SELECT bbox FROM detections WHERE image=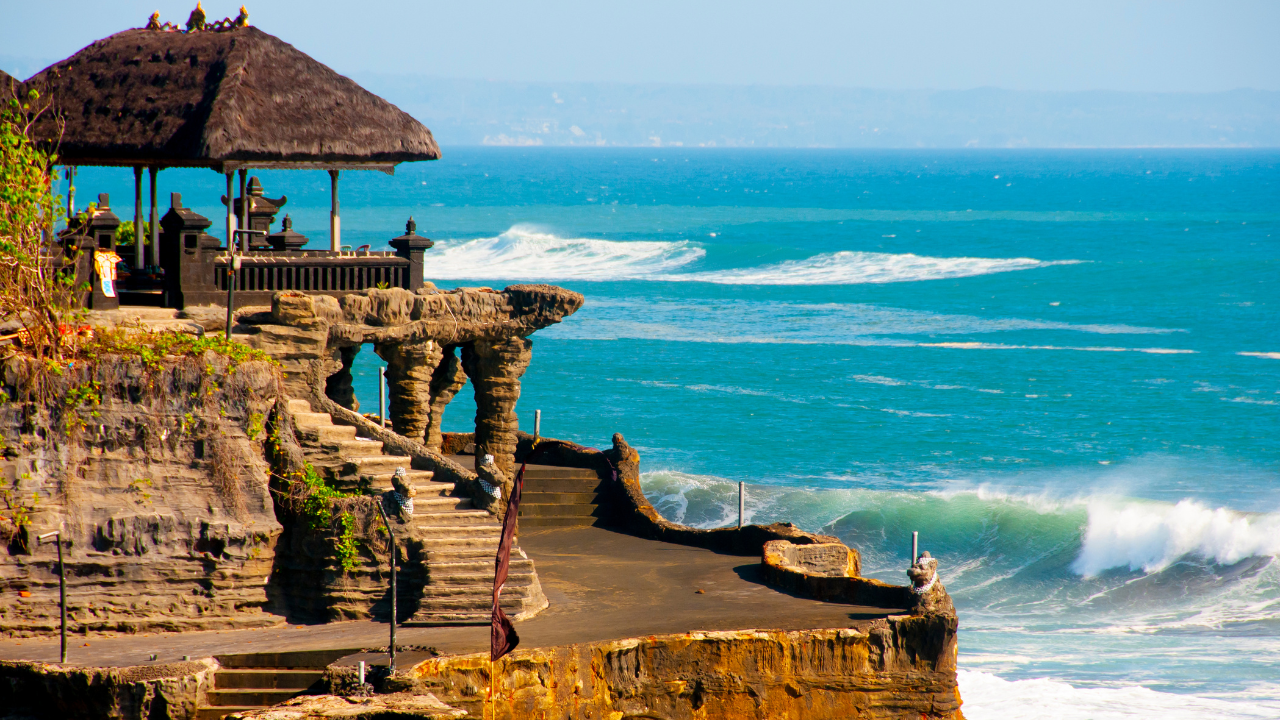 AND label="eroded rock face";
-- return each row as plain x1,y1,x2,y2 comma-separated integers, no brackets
412,624,963,720
241,286,583,510
0,356,283,636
